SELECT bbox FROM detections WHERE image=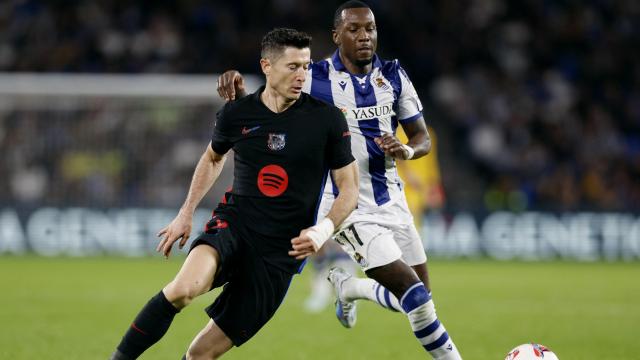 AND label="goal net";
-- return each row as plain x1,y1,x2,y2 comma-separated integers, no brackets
0,73,261,255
